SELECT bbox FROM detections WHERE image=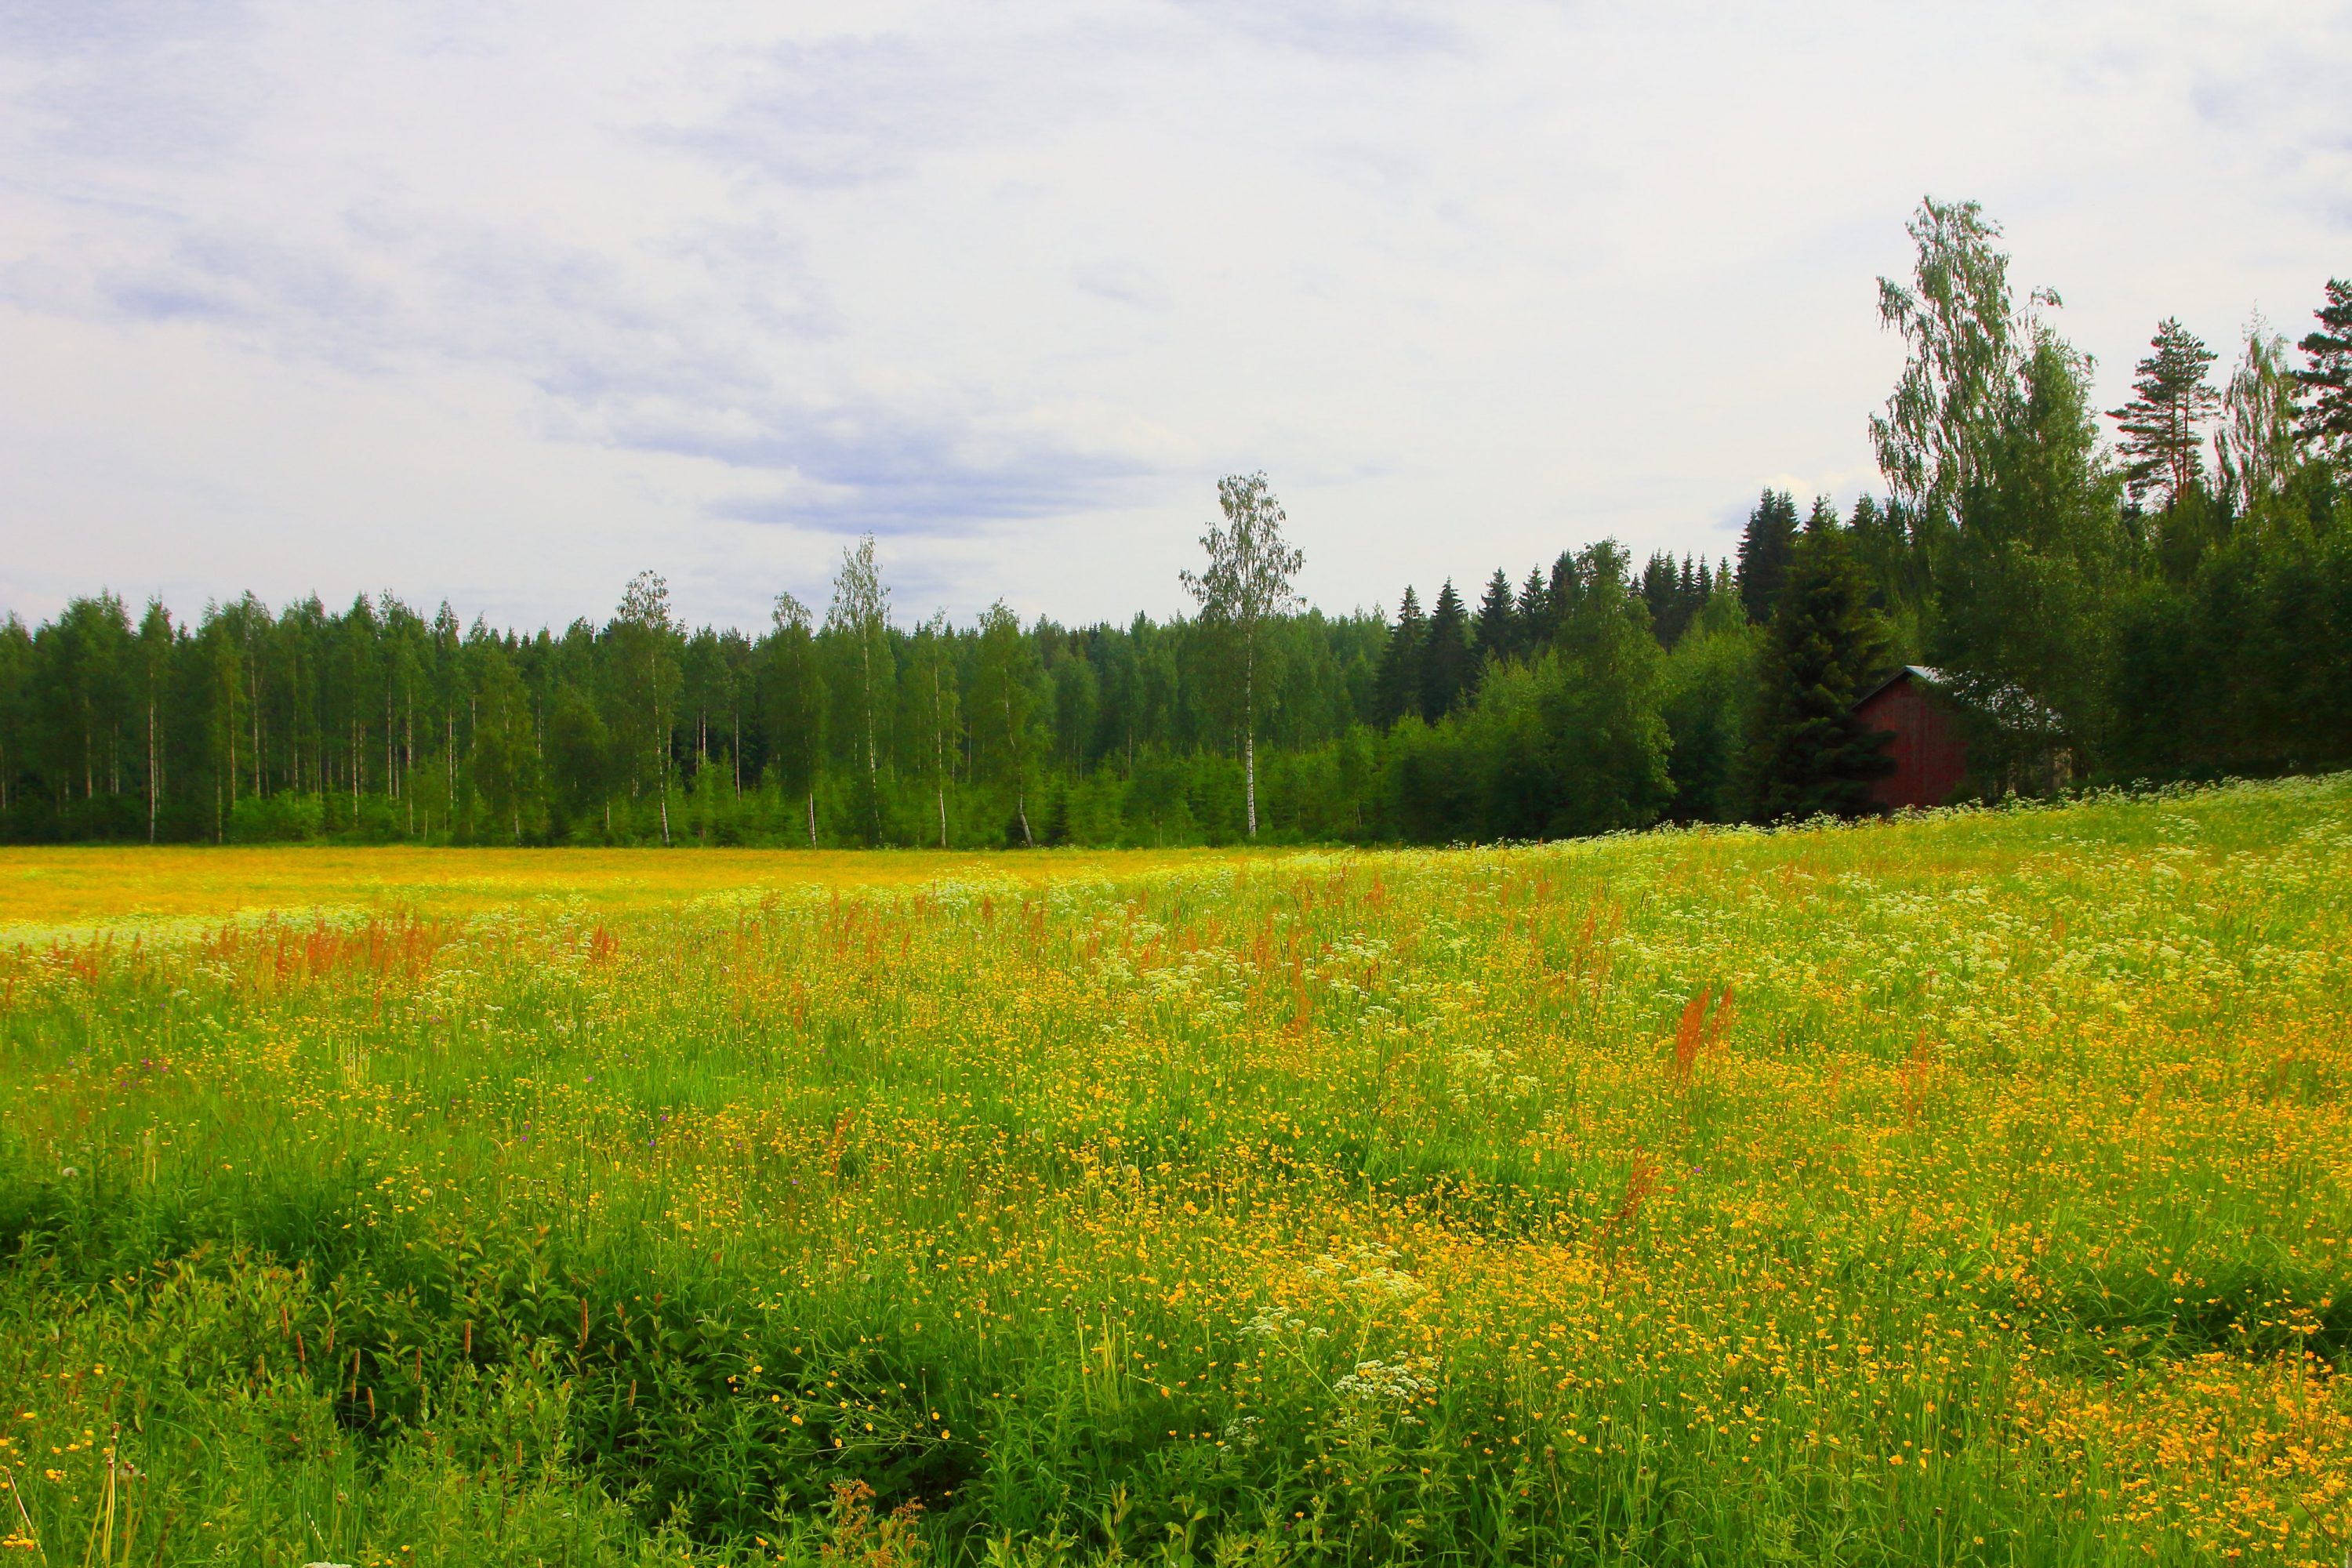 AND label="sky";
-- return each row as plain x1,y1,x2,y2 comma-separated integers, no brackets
2,1,2347,635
